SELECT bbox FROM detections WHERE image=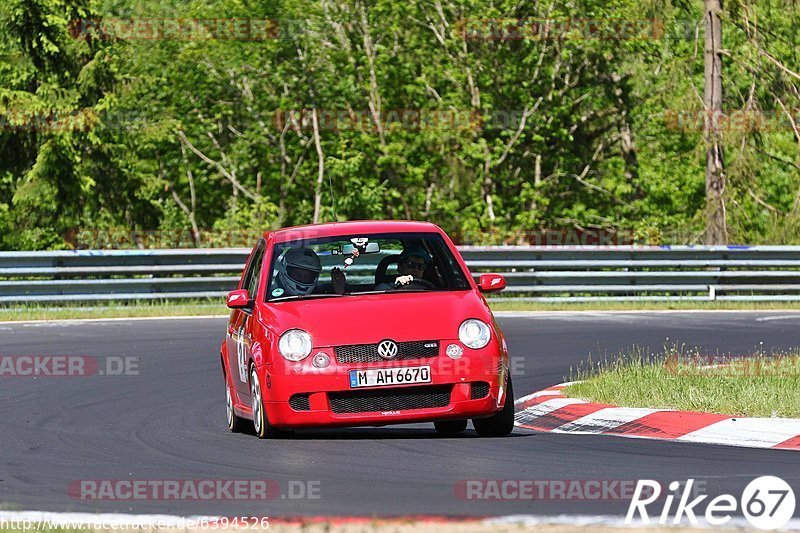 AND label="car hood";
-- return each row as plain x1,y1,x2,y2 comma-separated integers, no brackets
259,290,492,347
